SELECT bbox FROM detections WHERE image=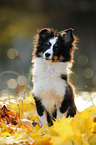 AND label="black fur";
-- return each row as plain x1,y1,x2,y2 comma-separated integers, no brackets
47,112,53,126
33,28,76,62
52,109,57,119
61,74,68,81
33,96,44,117
60,83,76,116
35,28,55,57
